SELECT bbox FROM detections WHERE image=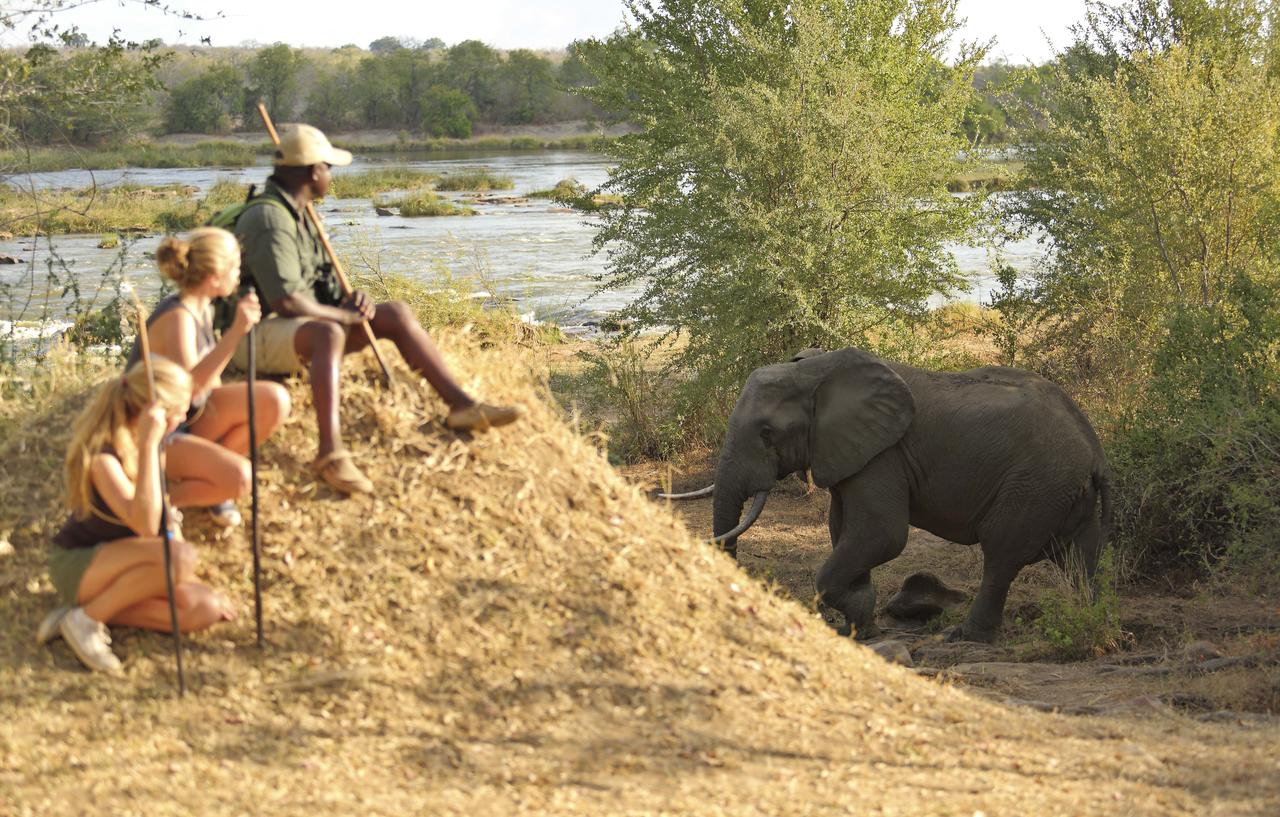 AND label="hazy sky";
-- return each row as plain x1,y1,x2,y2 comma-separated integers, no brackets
13,0,1088,63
